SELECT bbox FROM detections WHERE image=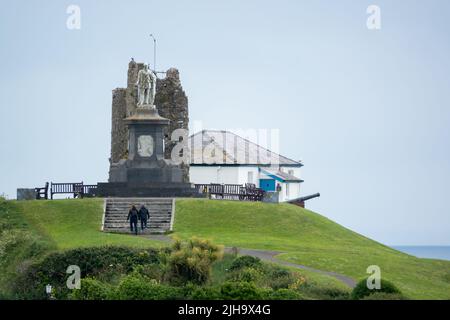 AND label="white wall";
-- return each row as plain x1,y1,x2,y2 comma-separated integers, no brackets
276,181,301,202
238,166,260,186
190,166,240,184
190,165,301,202
279,166,301,179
